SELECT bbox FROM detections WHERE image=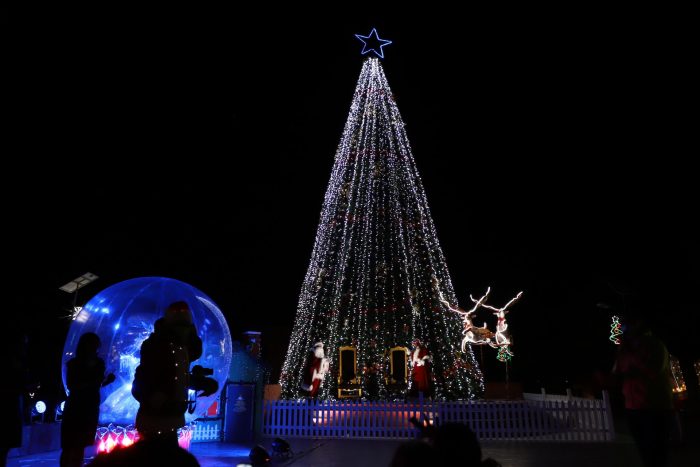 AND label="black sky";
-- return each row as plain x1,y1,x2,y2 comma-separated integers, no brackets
8,7,697,396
